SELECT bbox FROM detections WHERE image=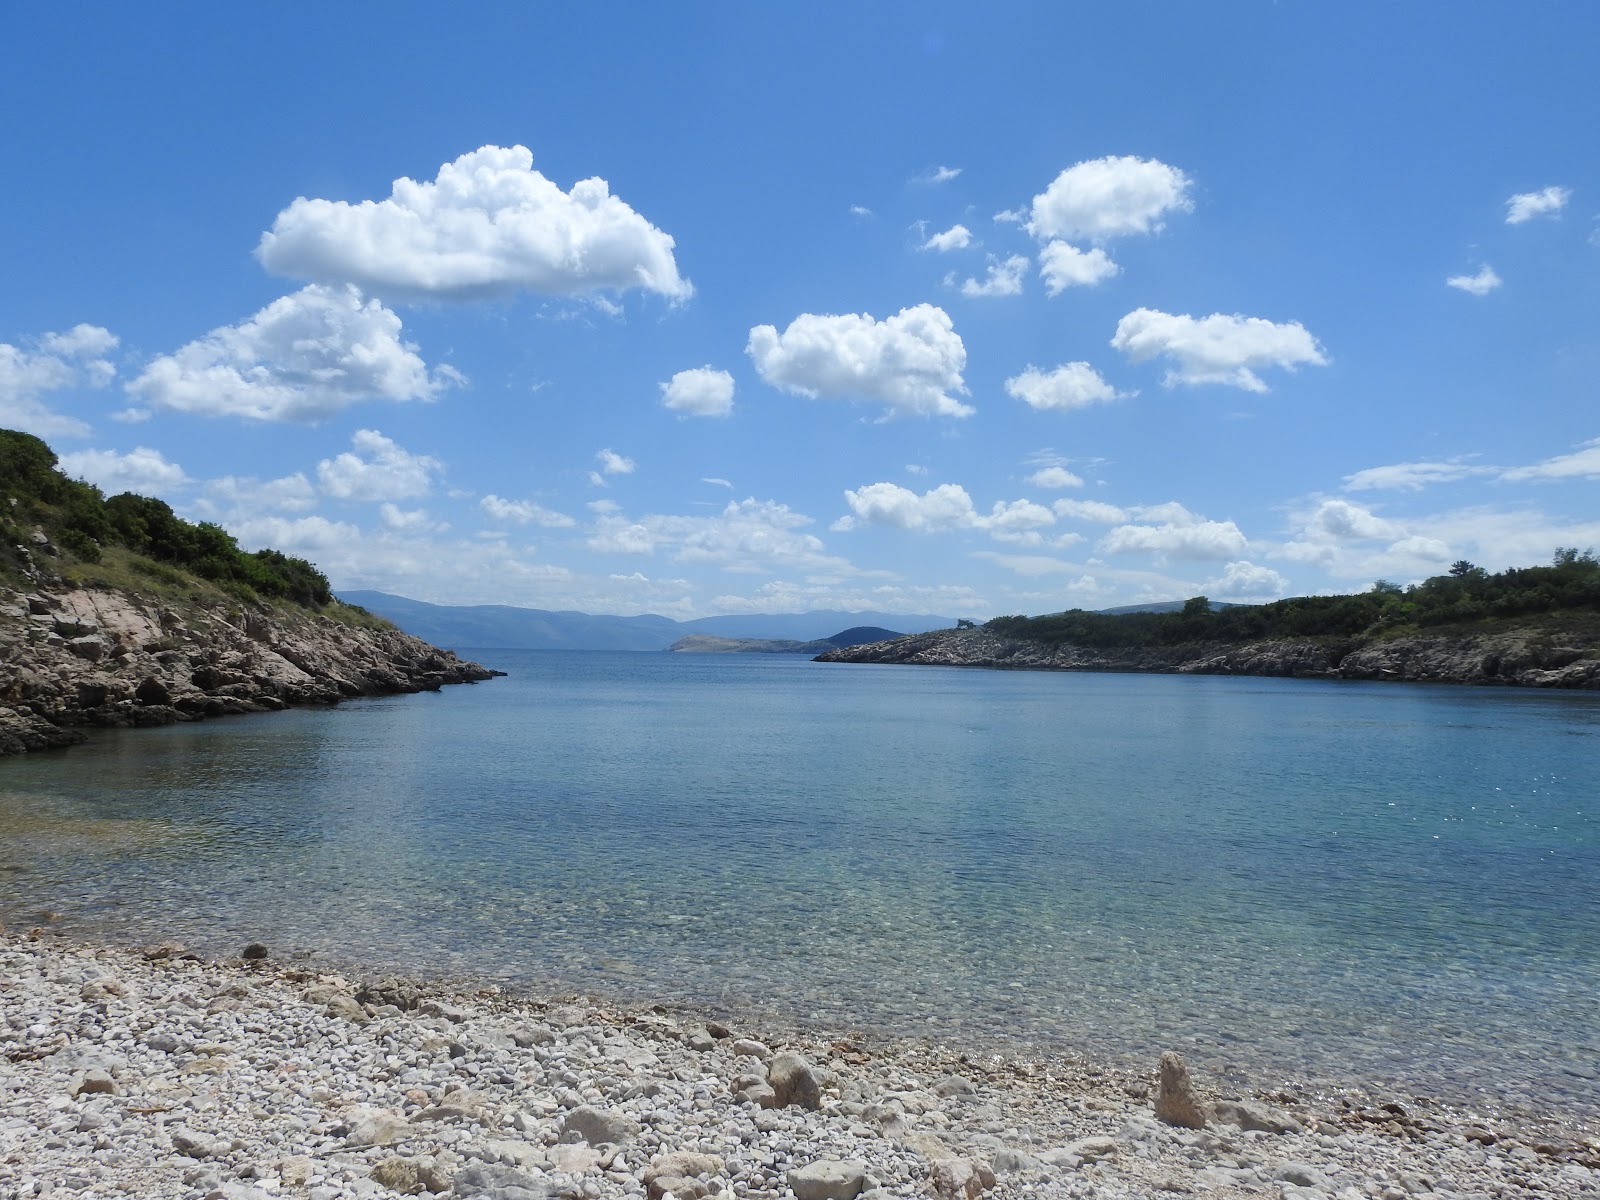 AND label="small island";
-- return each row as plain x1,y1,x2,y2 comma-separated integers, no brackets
669,625,902,654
